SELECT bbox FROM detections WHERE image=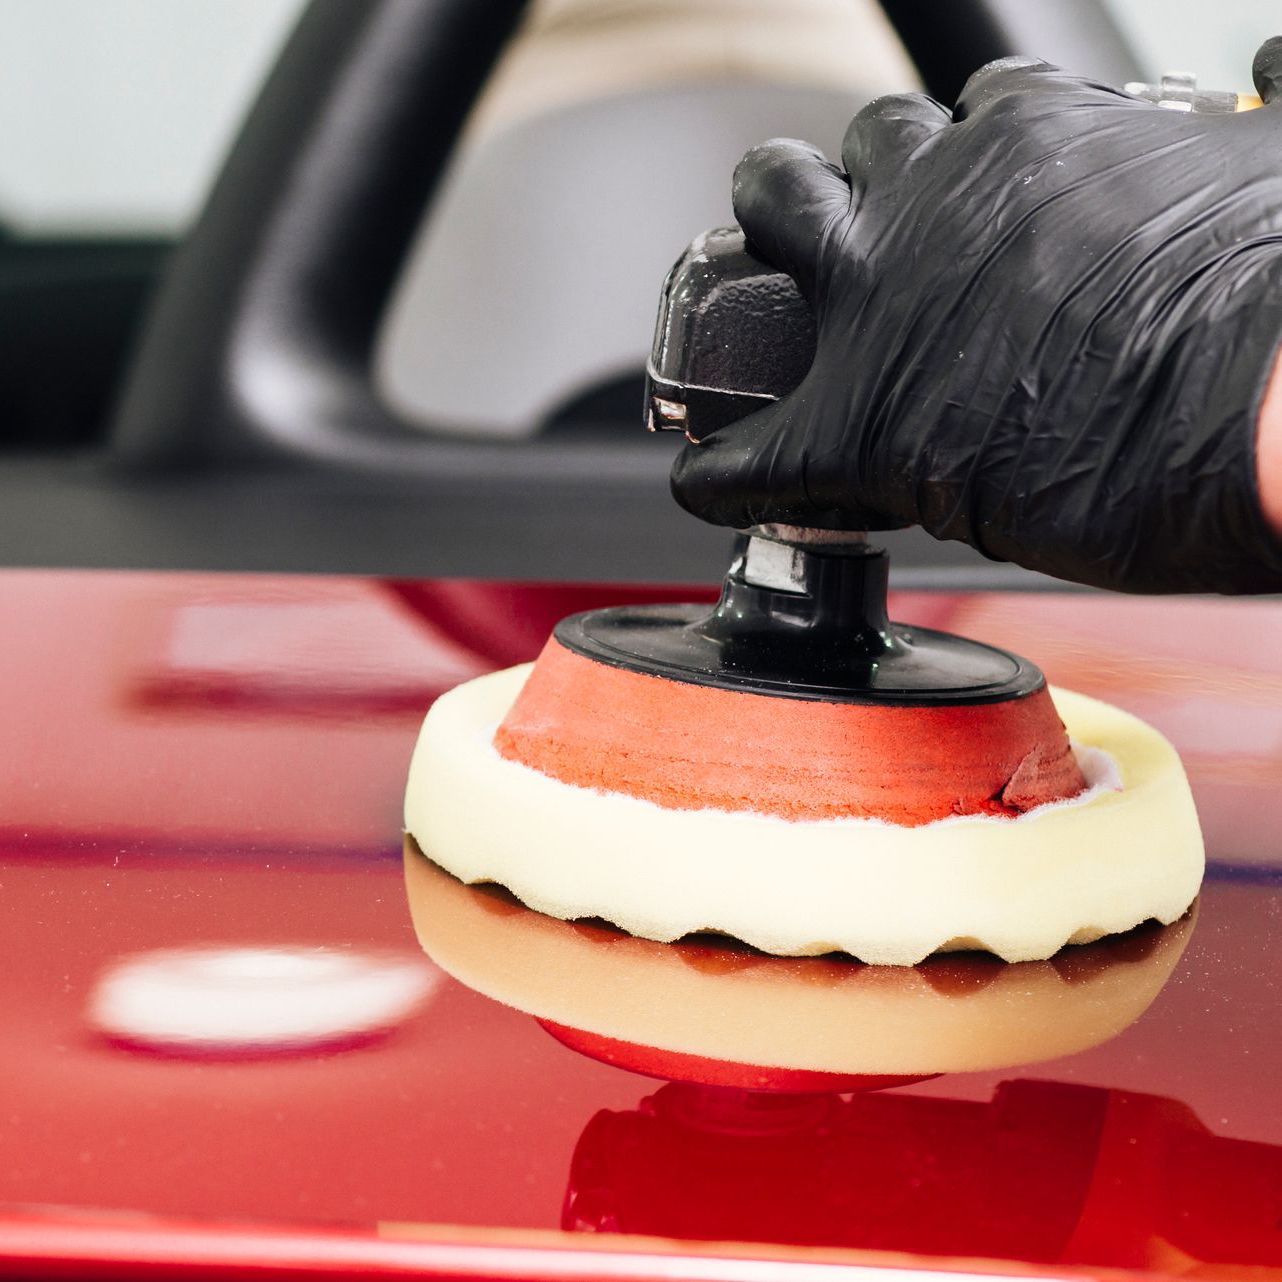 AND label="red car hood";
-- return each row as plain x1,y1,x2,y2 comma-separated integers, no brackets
0,569,1277,1281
